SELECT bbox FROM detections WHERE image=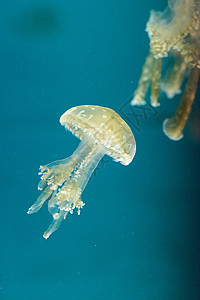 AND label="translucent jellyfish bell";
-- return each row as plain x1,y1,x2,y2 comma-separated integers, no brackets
27,105,136,239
